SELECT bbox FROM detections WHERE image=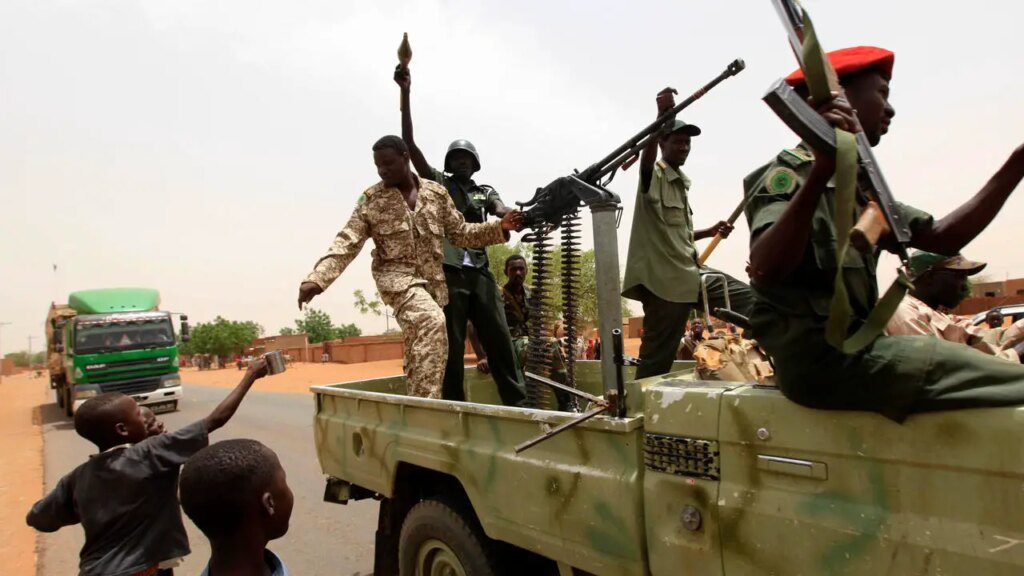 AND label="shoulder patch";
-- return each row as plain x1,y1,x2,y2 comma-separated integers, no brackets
356,193,366,206
766,167,798,195
777,147,813,168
